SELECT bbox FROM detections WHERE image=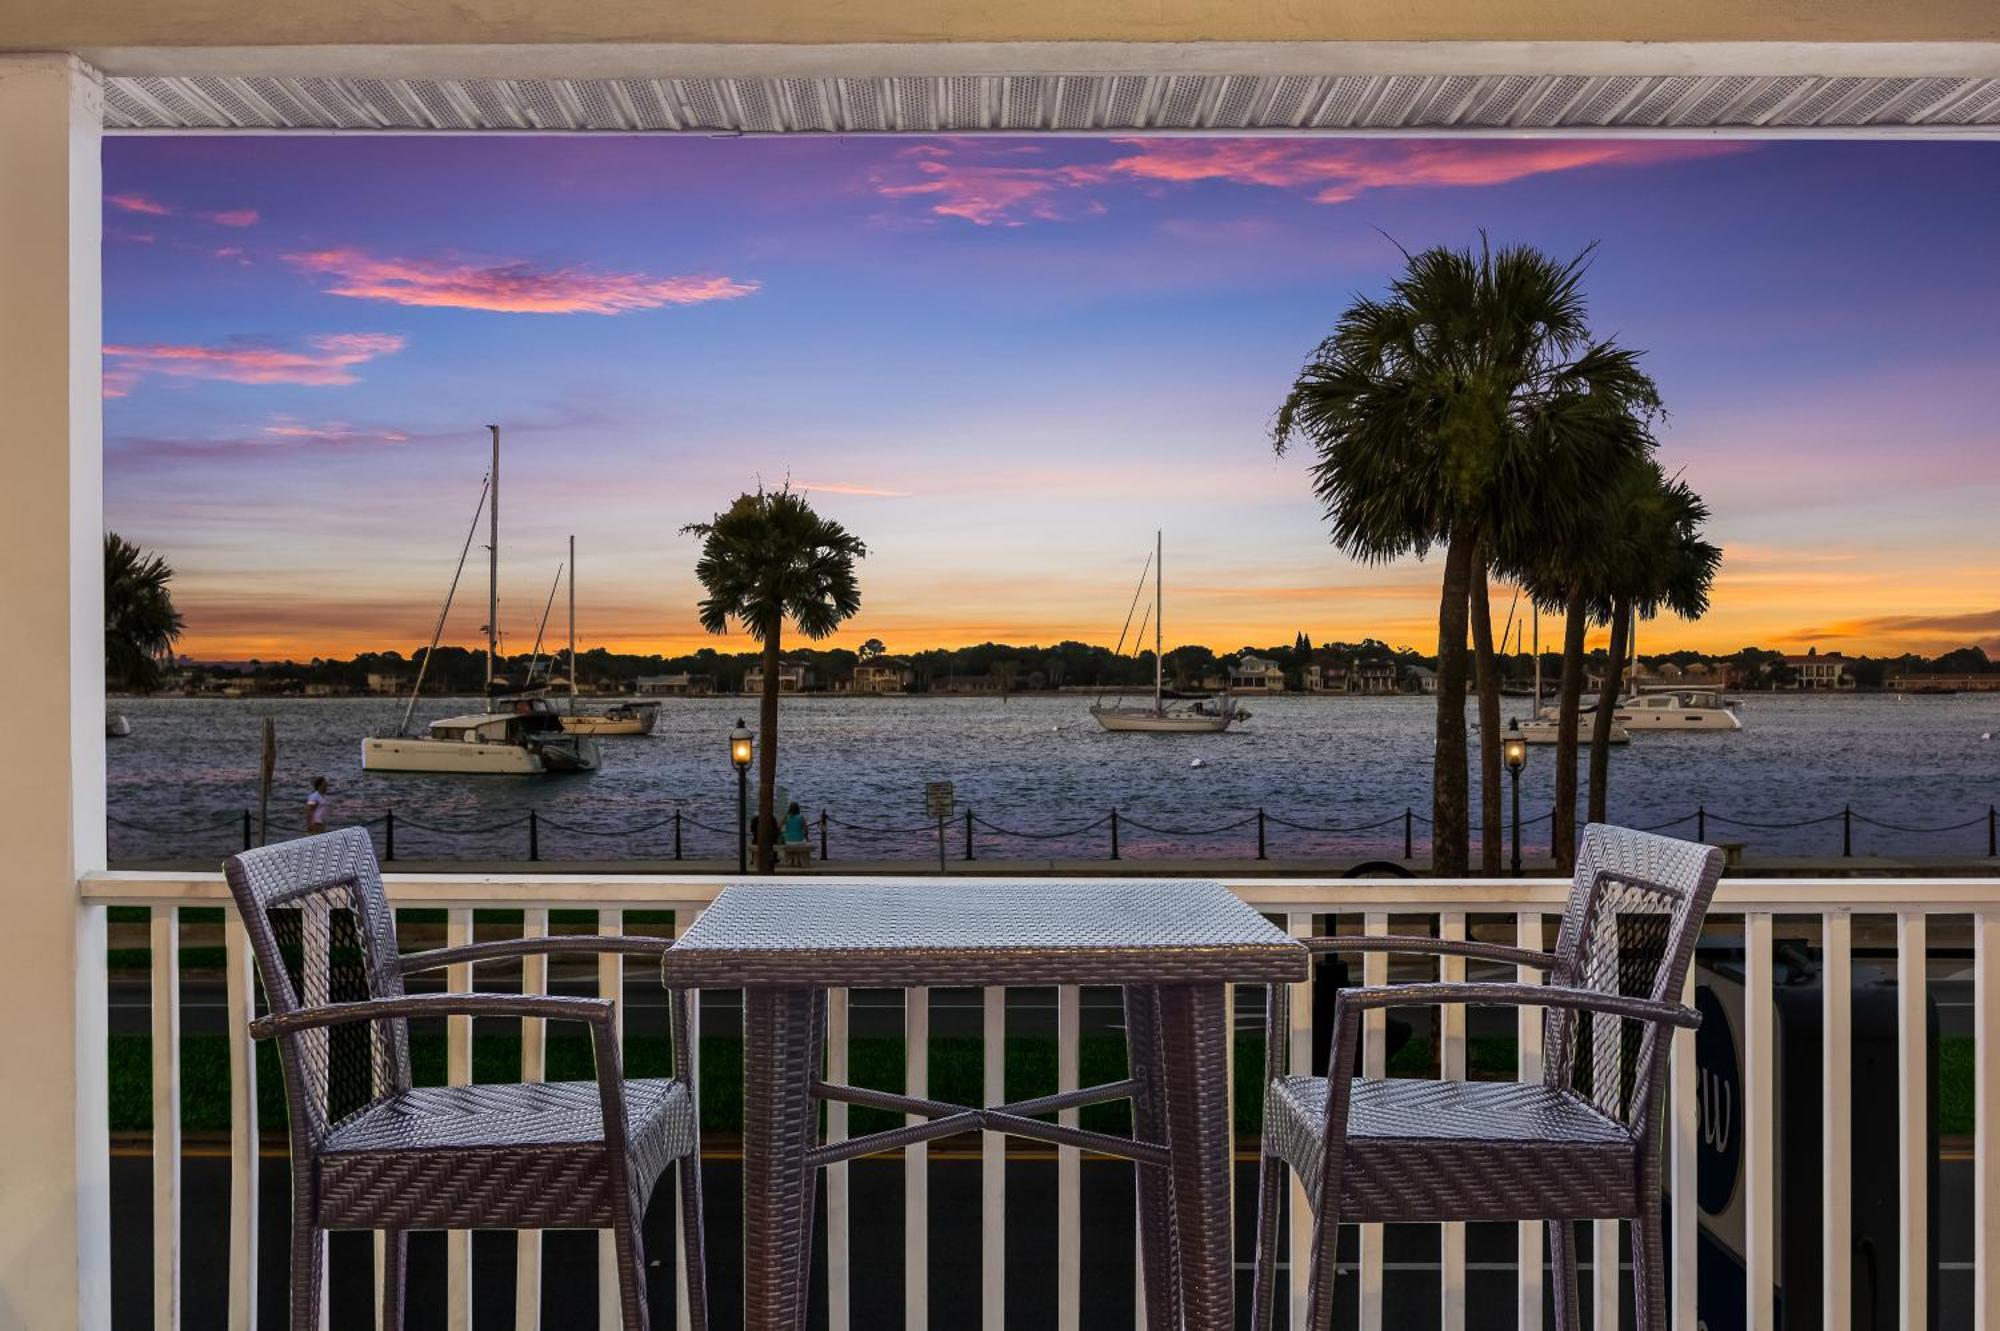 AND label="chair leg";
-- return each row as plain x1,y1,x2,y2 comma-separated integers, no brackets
380,1229,407,1331
612,1207,652,1331
289,1218,324,1331
1248,1150,1287,1331
679,1152,711,1331
1548,1219,1581,1331
1303,1196,1342,1331
1632,1202,1667,1331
